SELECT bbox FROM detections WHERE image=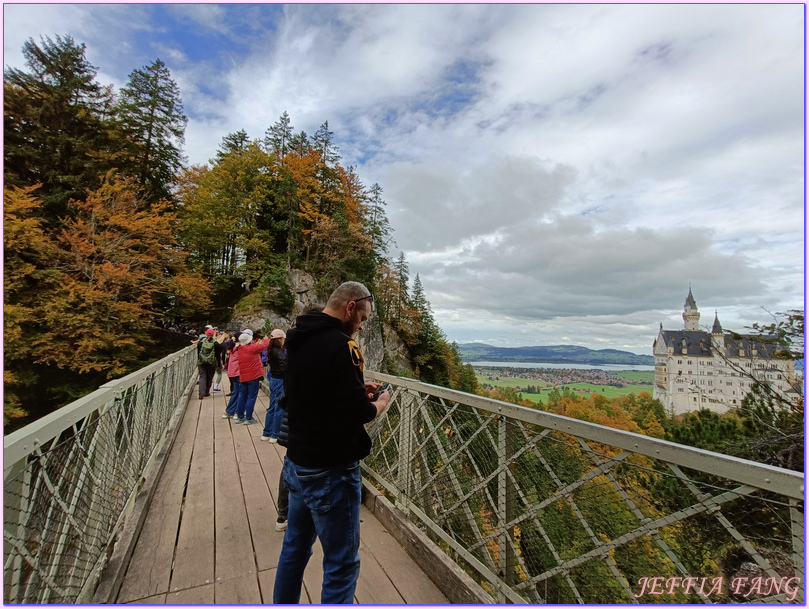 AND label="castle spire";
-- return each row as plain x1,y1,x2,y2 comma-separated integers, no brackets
683,287,700,331
684,286,697,310
711,311,723,335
